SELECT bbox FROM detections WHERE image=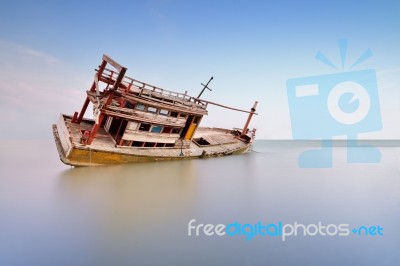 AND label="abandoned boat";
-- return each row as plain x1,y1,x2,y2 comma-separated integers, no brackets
52,54,258,166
